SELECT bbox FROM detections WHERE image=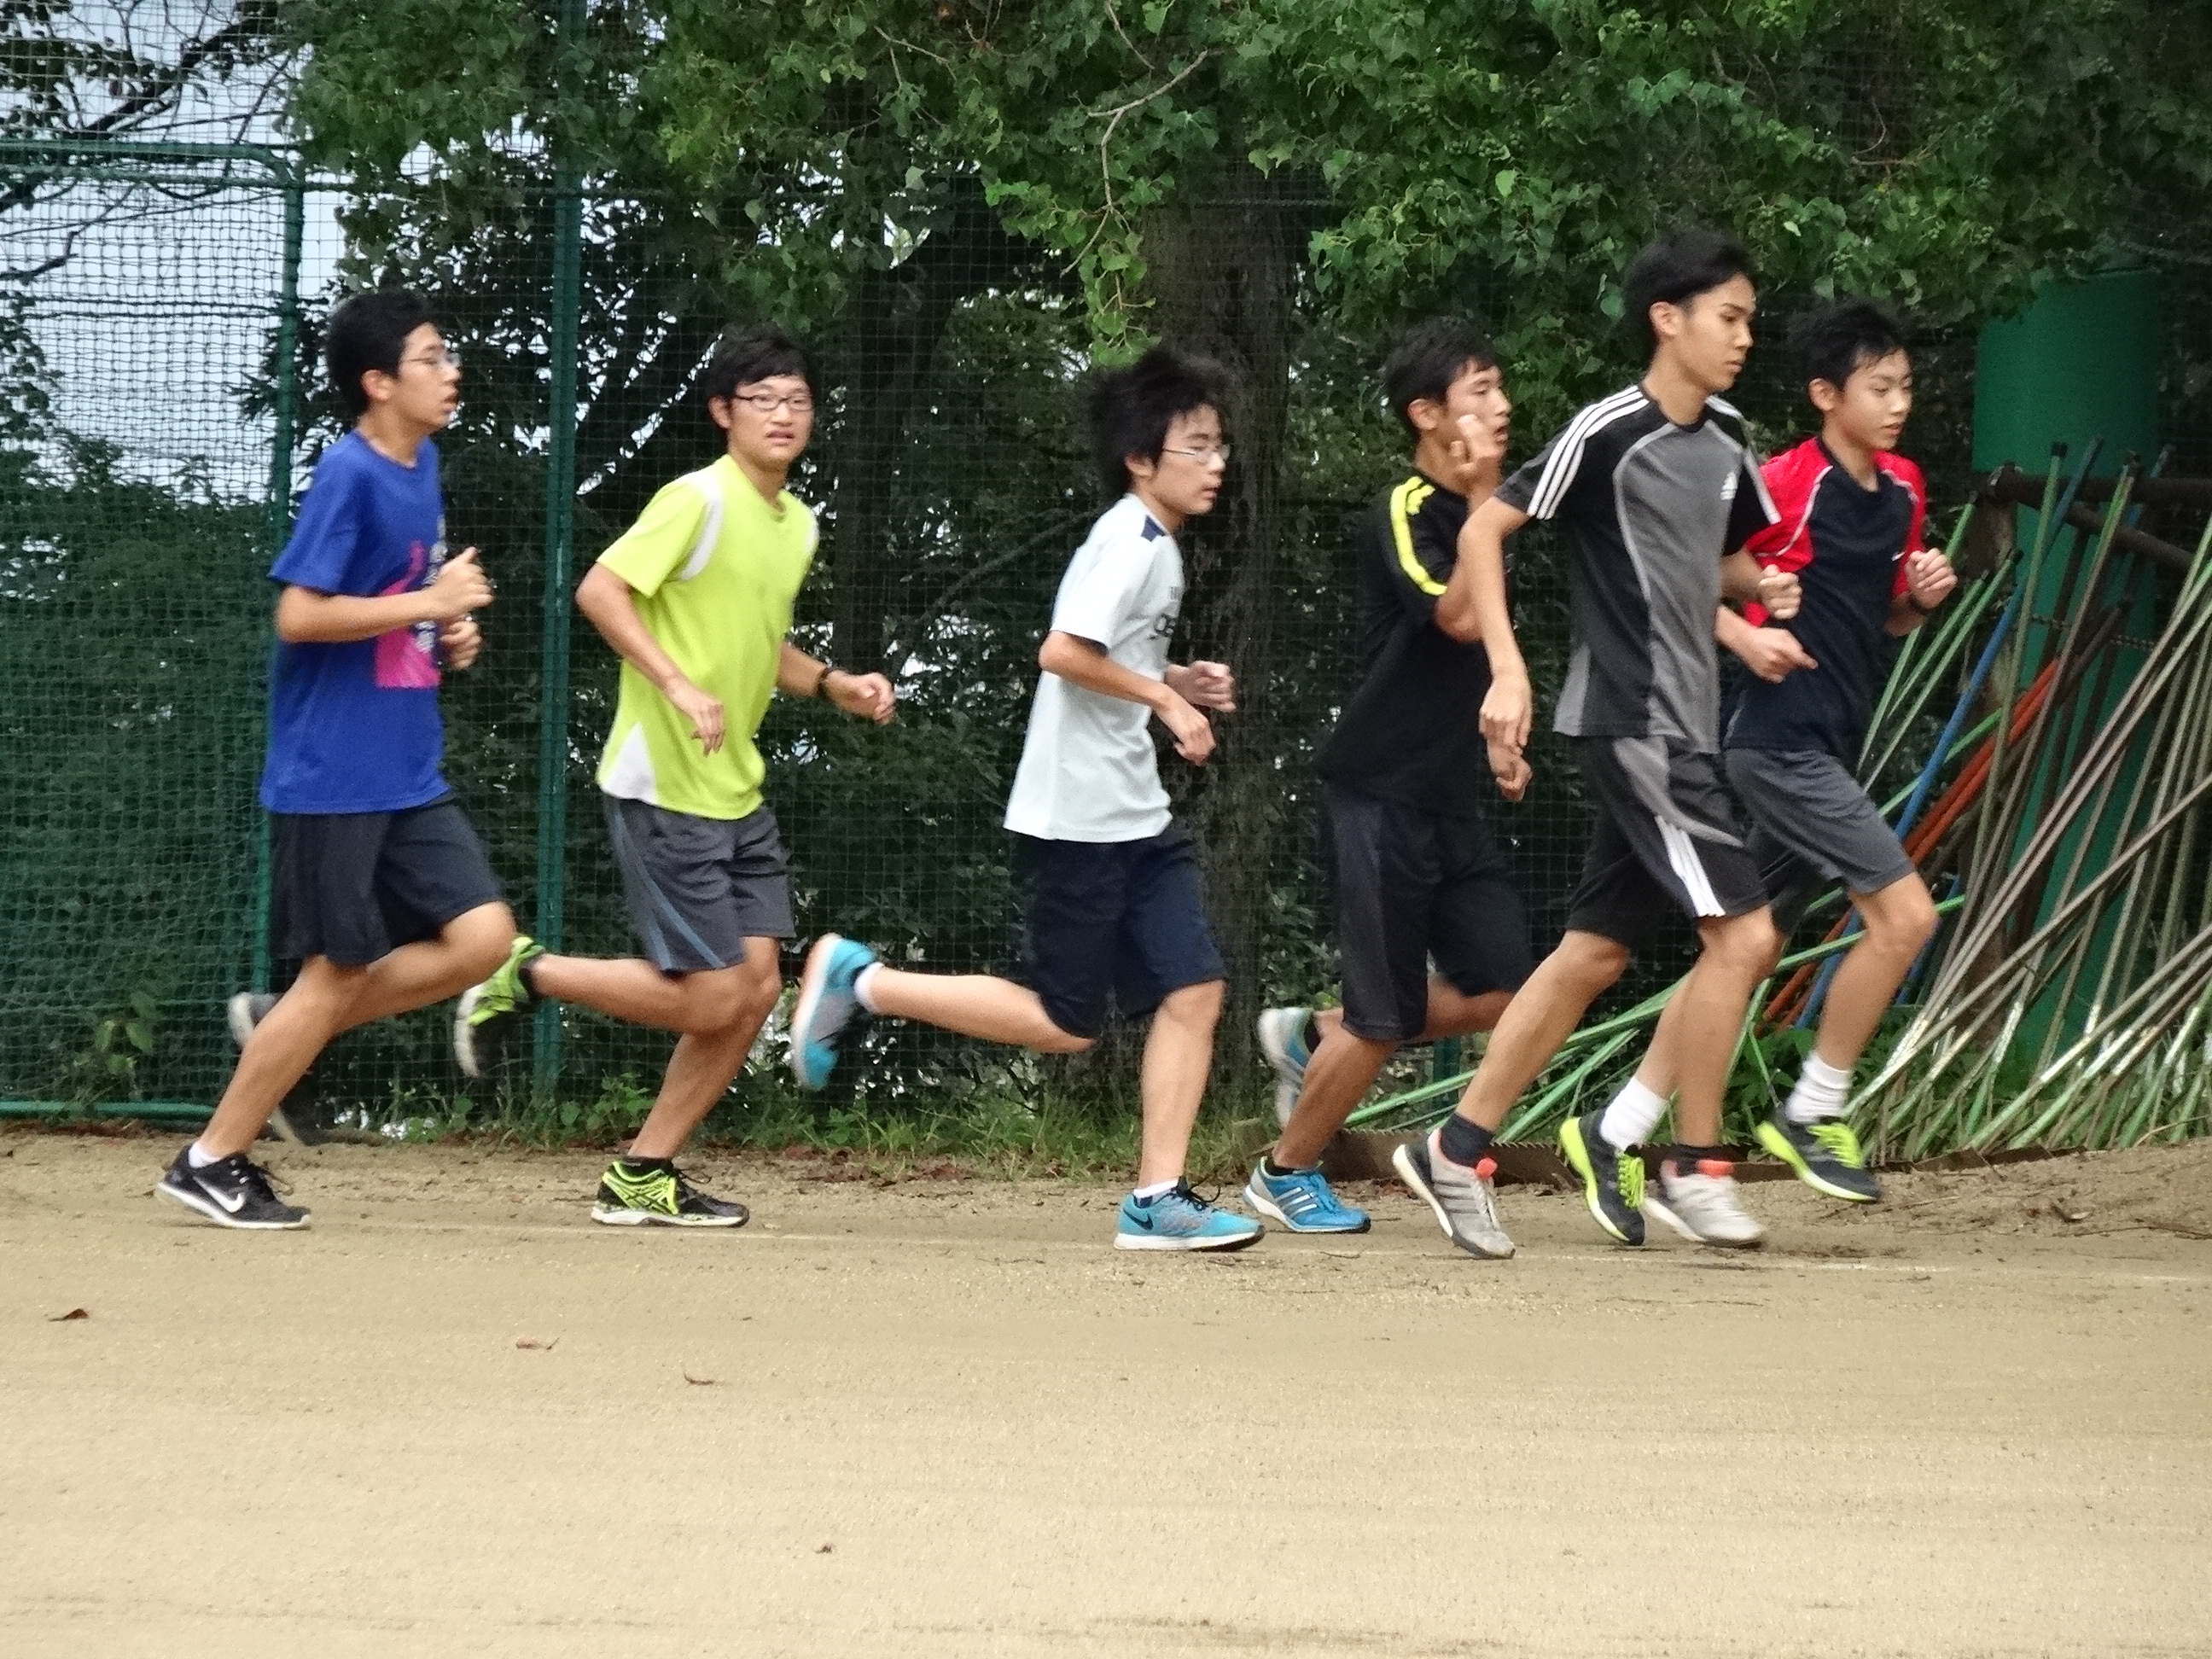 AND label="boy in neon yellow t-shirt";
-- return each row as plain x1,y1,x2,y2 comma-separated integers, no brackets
455,325,894,1225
